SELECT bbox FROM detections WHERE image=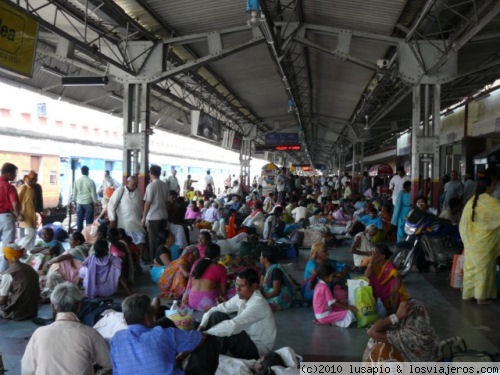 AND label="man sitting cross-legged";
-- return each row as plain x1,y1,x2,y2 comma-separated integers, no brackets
198,267,277,359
